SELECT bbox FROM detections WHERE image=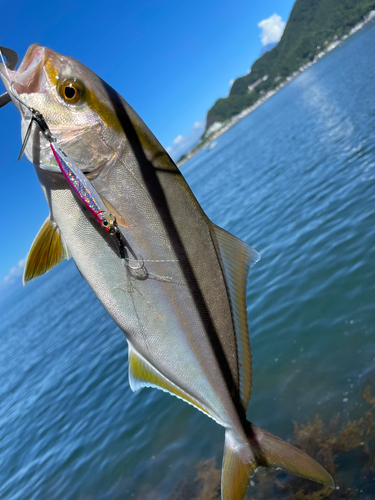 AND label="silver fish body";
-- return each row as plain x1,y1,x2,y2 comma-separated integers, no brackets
0,44,334,500
37,131,246,430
